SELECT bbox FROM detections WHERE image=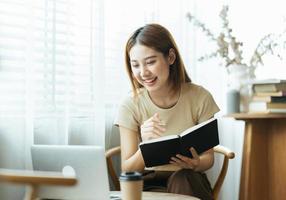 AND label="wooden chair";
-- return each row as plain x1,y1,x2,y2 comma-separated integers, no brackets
105,145,235,200
0,168,77,200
